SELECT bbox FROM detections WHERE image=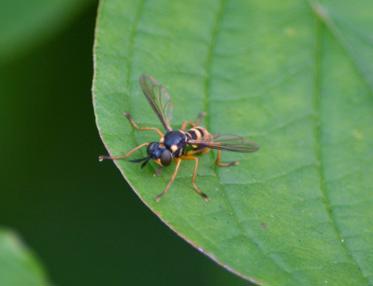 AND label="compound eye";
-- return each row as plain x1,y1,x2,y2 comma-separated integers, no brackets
147,142,158,154
147,142,161,159
160,150,172,166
